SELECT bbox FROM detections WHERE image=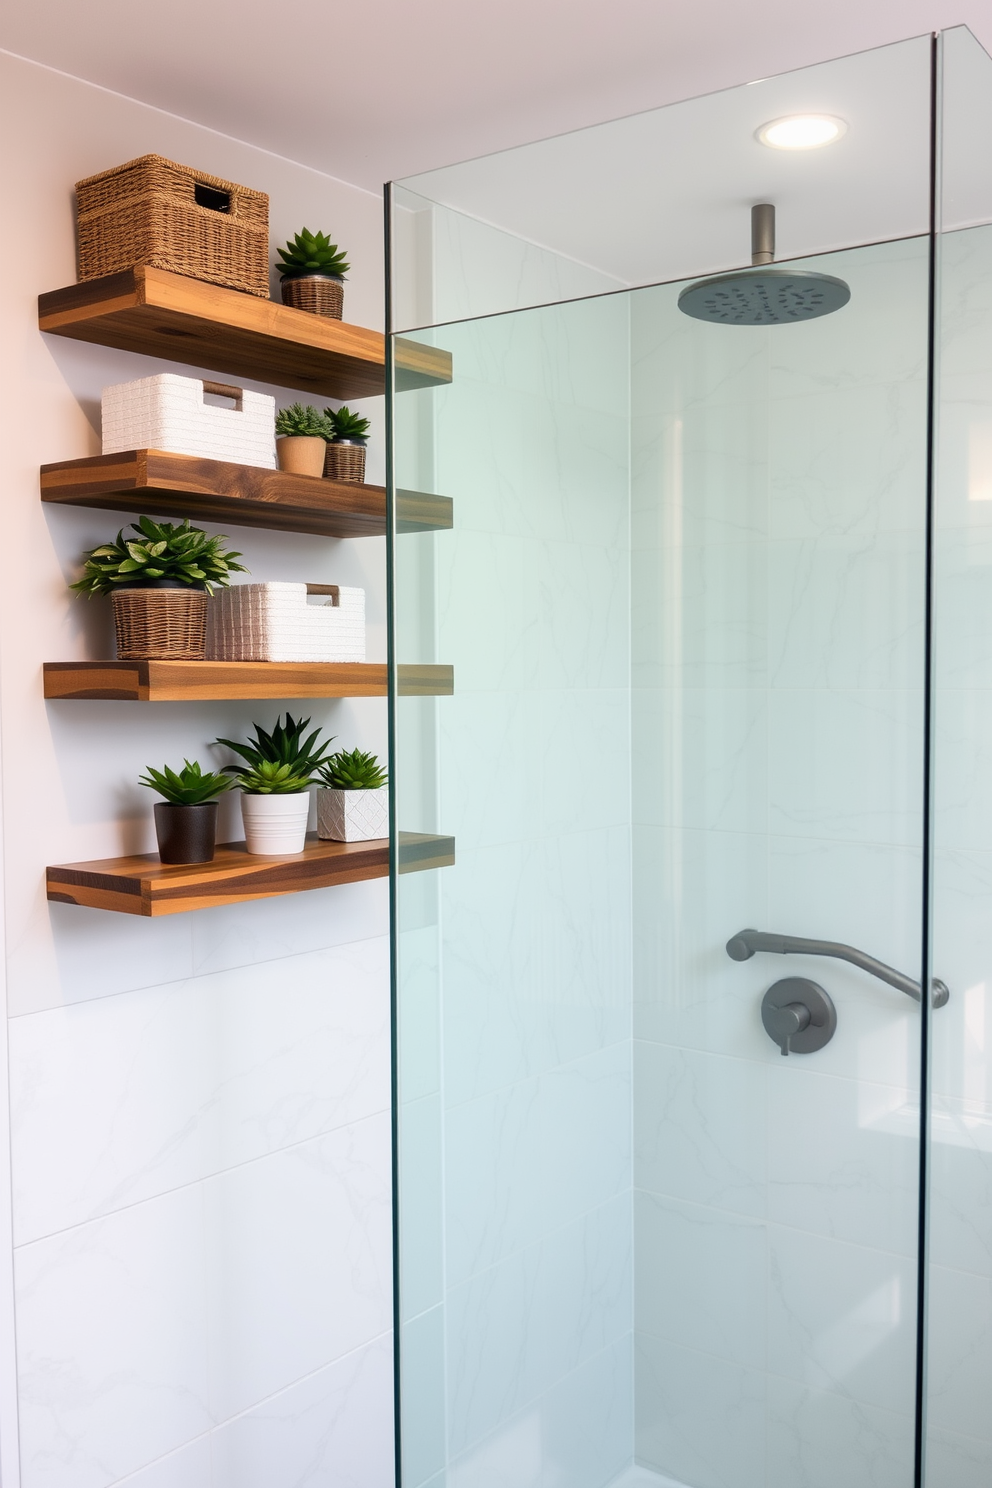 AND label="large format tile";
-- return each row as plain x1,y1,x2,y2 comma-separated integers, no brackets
926,1266,992,1443
10,938,390,1244
765,1372,913,1488
634,1333,765,1488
